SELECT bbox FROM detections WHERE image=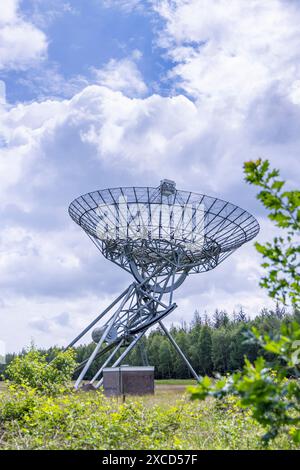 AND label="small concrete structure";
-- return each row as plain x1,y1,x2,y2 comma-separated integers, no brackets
103,366,154,397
